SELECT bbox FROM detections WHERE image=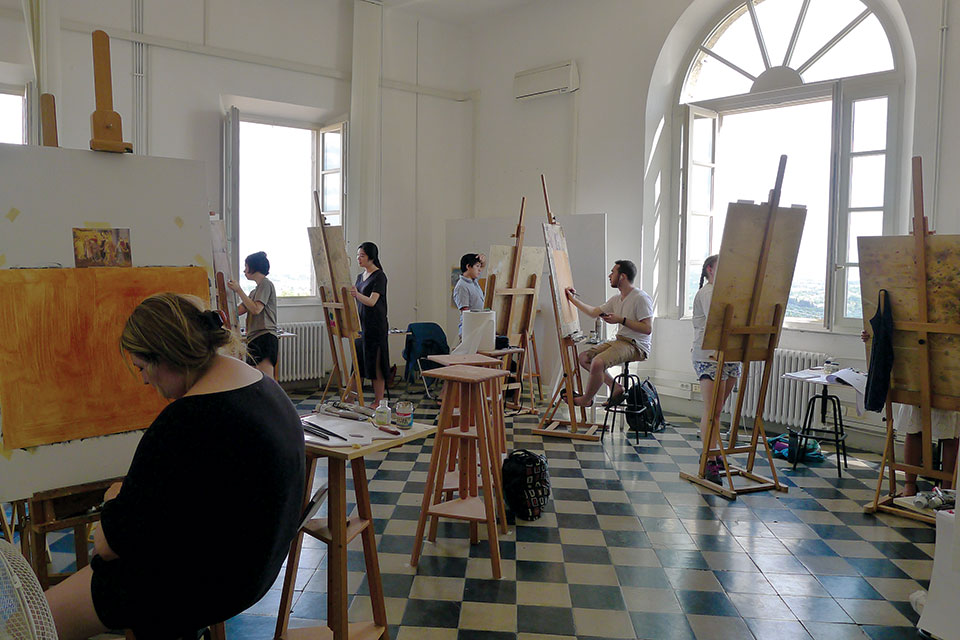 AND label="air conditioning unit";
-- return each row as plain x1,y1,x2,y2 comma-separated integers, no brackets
514,61,579,101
